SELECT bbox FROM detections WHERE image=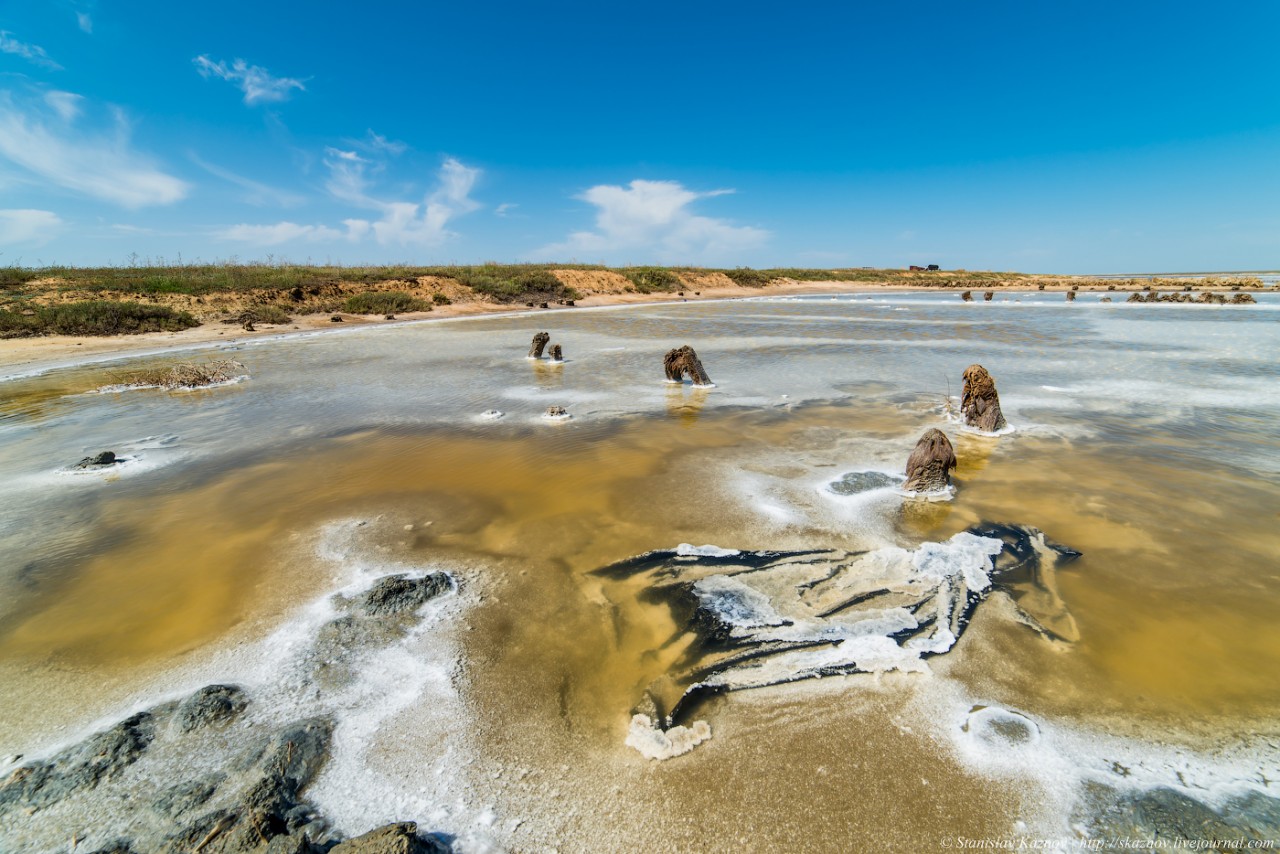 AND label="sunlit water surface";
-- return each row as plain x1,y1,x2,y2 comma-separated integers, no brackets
1,292,1278,851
